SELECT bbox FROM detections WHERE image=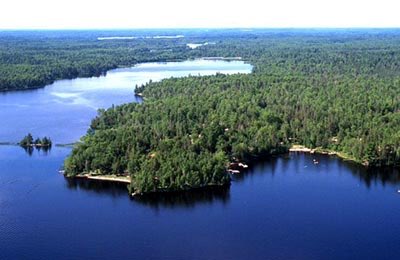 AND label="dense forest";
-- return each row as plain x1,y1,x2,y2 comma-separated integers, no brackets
2,29,399,194
0,30,194,91
60,30,400,194
0,29,262,91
